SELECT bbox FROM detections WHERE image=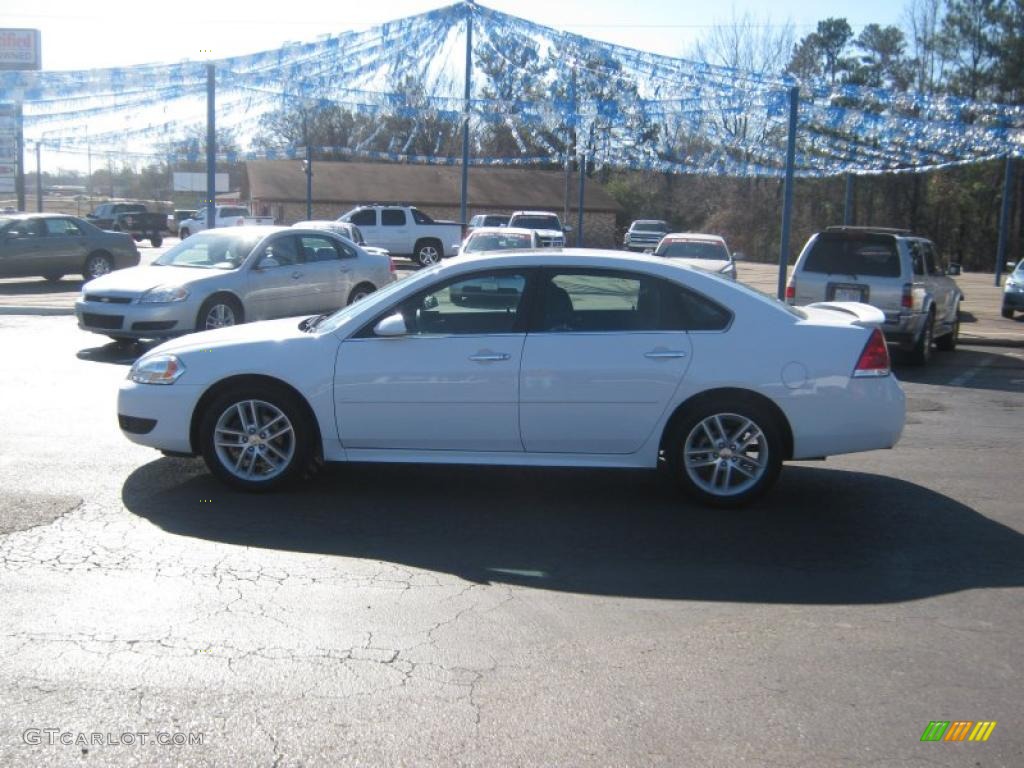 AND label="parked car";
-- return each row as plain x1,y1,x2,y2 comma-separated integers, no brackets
291,220,391,259
178,205,275,238
0,213,139,282
86,202,168,247
116,248,905,507
466,213,510,238
506,211,569,247
75,226,394,343
623,219,670,251
337,205,462,267
459,227,538,255
1002,260,1023,318
786,226,962,365
654,233,739,280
